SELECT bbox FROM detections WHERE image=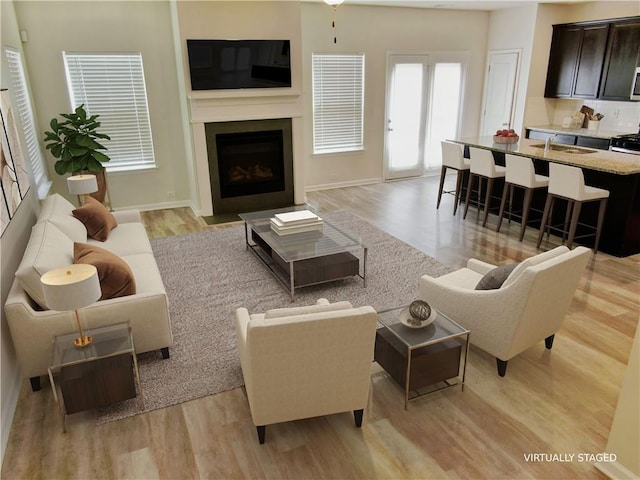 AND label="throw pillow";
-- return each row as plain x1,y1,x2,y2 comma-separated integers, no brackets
72,196,117,242
475,263,519,290
73,242,136,300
